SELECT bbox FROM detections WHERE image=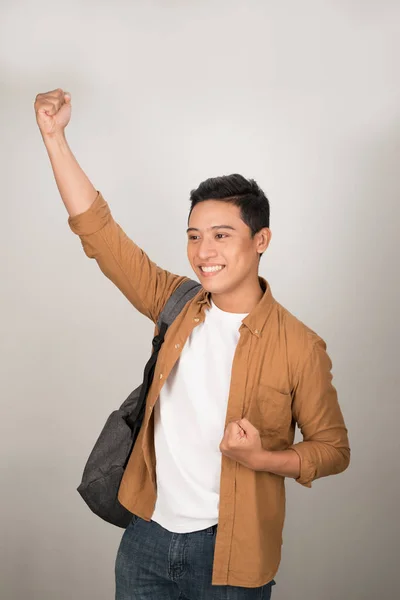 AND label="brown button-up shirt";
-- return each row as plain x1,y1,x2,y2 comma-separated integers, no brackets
69,192,350,588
